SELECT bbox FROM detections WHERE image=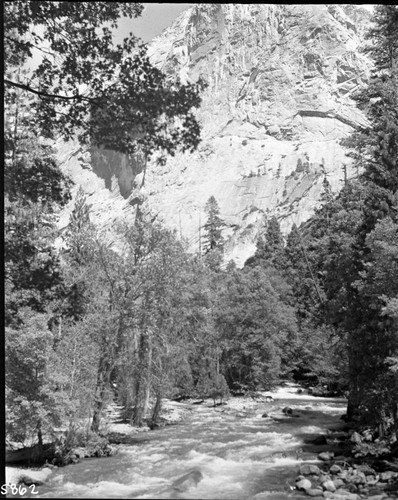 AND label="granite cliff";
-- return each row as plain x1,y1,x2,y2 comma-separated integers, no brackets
57,4,371,266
